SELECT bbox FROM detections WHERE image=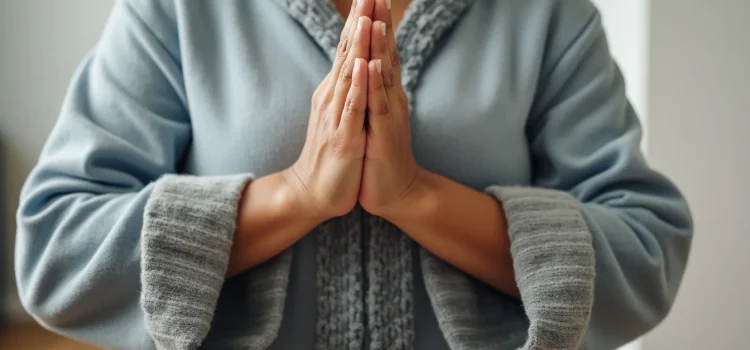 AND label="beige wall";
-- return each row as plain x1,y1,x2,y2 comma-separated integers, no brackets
645,0,750,349
0,0,114,321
